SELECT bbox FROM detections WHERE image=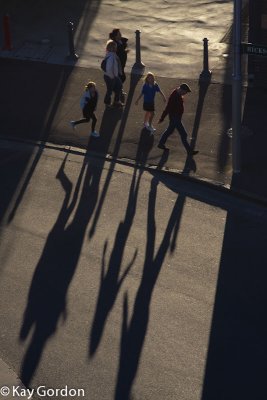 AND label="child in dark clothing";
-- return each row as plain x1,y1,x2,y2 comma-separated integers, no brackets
70,81,99,137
